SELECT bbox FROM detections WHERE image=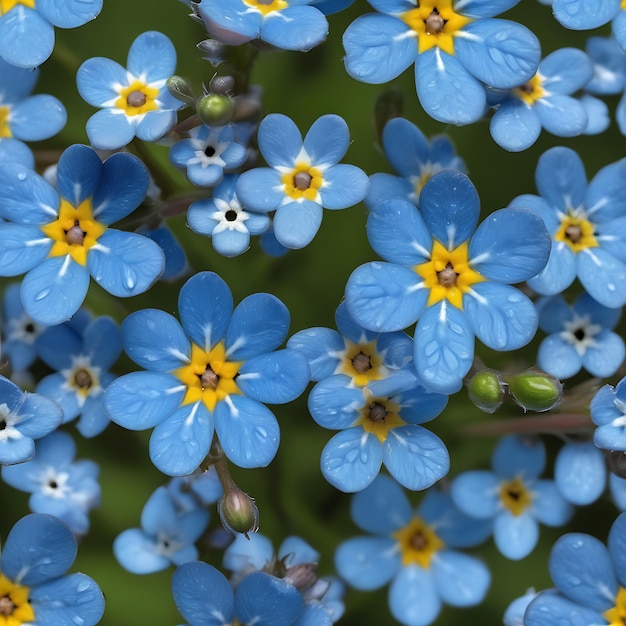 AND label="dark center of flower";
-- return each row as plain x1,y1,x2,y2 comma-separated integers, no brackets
565,224,582,243
48,479,58,489
0,596,15,616
351,352,372,374
293,171,312,190
257,0,274,4
65,220,86,246
518,81,535,94
368,402,387,423
506,486,522,501
74,369,93,389
204,145,216,158
410,531,428,551
425,8,446,35
127,90,147,108
437,262,458,287
574,327,585,341
0,419,6,431
200,365,219,390
225,209,238,222
24,323,35,334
